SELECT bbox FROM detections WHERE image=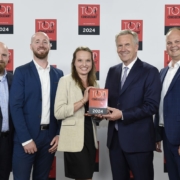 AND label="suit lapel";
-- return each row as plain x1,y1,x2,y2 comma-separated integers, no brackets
166,66,180,95
49,66,54,106
118,64,123,88
30,61,41,90
160,67,169,83
120,59,142,95
6,73,12,91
